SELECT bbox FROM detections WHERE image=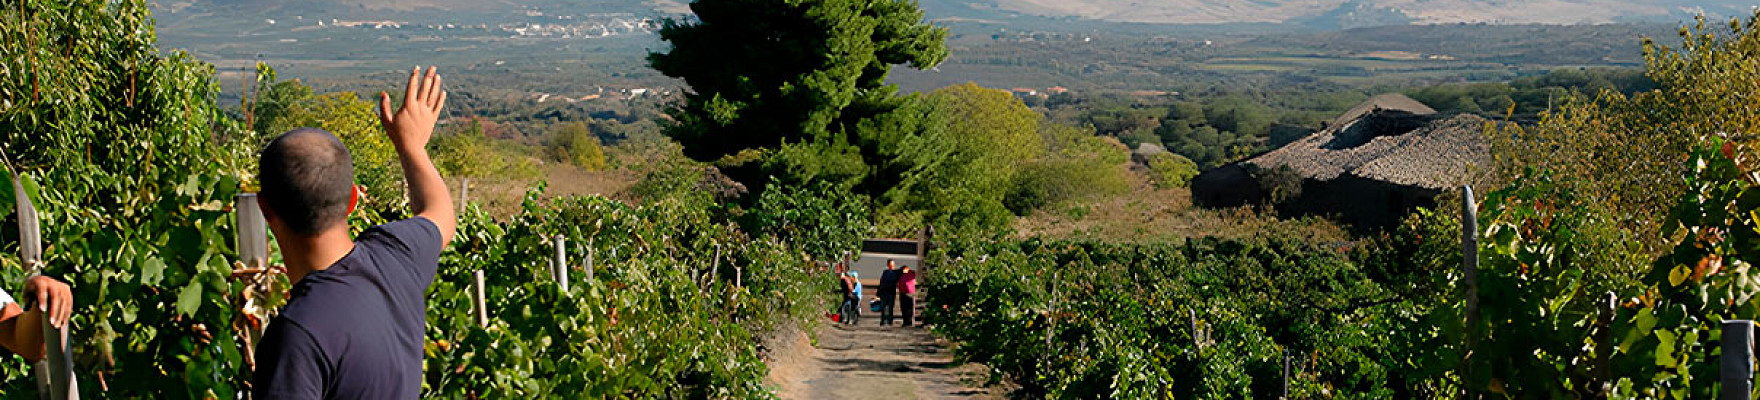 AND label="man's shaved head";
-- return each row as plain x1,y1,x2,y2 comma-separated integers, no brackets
259,128,355,236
